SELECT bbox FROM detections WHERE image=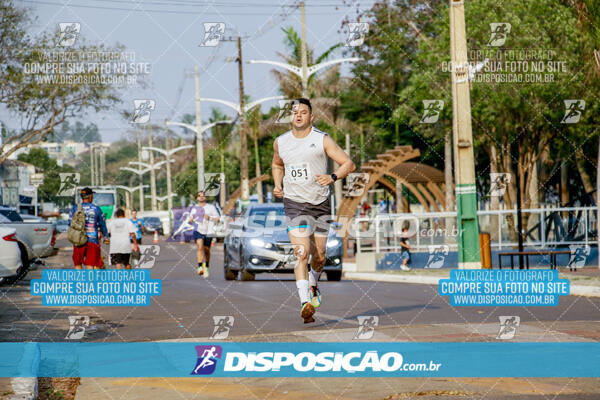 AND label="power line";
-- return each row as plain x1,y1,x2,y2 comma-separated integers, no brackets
20,0,368,15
